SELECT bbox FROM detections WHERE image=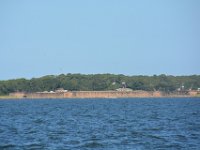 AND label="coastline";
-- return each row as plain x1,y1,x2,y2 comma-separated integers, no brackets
1,90,199,99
